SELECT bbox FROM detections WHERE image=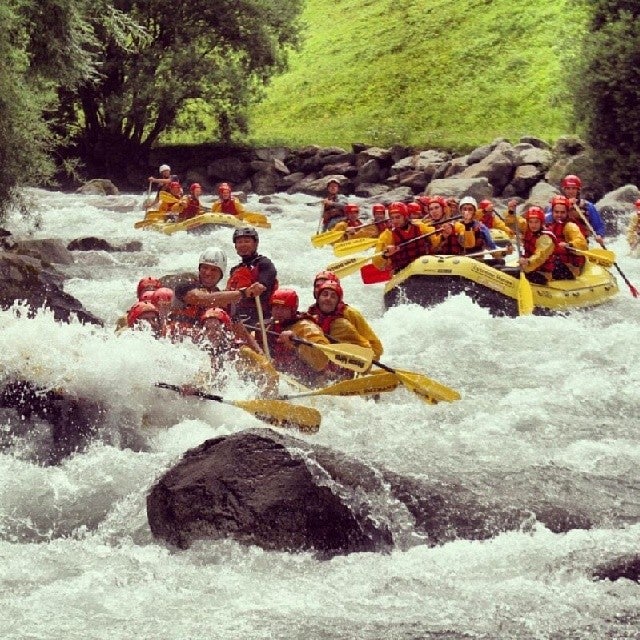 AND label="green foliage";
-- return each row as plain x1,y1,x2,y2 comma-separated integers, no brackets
570,1,640,188
240,0,584,150
58,0,304,163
